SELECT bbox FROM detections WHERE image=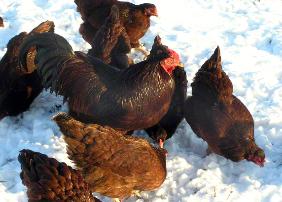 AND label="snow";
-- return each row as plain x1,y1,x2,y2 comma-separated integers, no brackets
1,0,282,201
